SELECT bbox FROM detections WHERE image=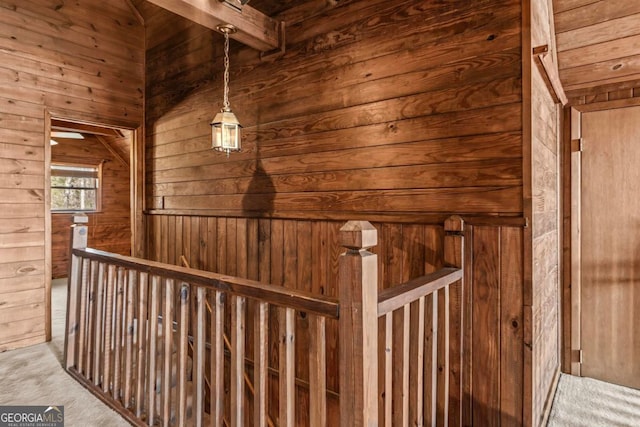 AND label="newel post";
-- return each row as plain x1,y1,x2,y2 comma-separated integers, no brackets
338,221,379,427
444,215,465,426
64,214,89,369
